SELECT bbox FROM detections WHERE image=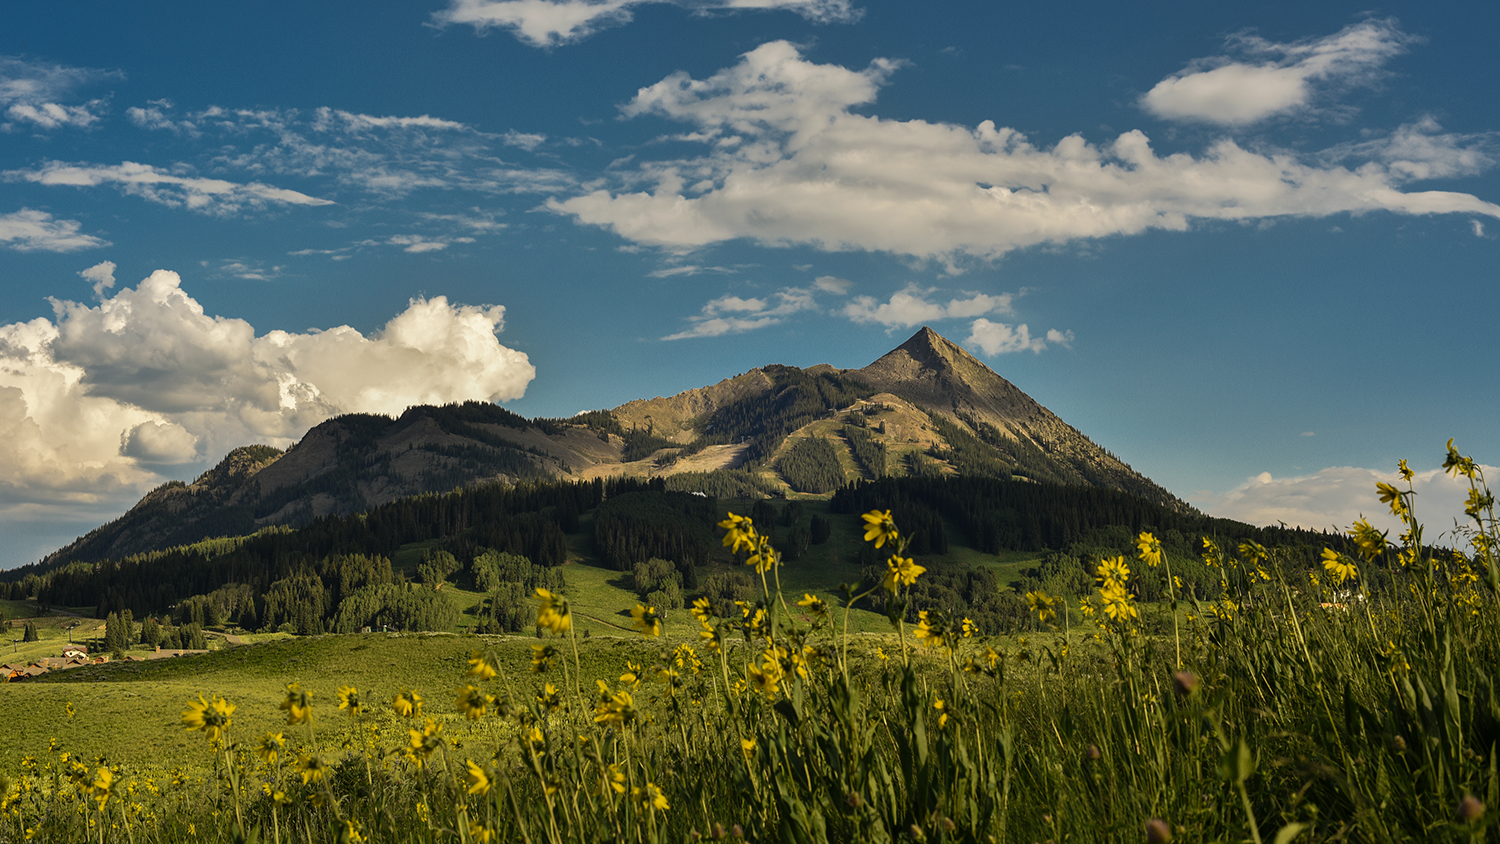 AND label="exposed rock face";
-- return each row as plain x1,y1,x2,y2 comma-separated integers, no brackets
41,327,1183,567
